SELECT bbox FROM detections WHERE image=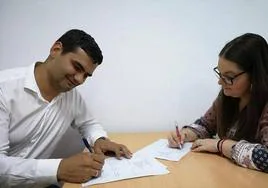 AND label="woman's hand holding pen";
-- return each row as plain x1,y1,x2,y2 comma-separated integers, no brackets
168,128,198,148
57,152,105,183
168,129,186,148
